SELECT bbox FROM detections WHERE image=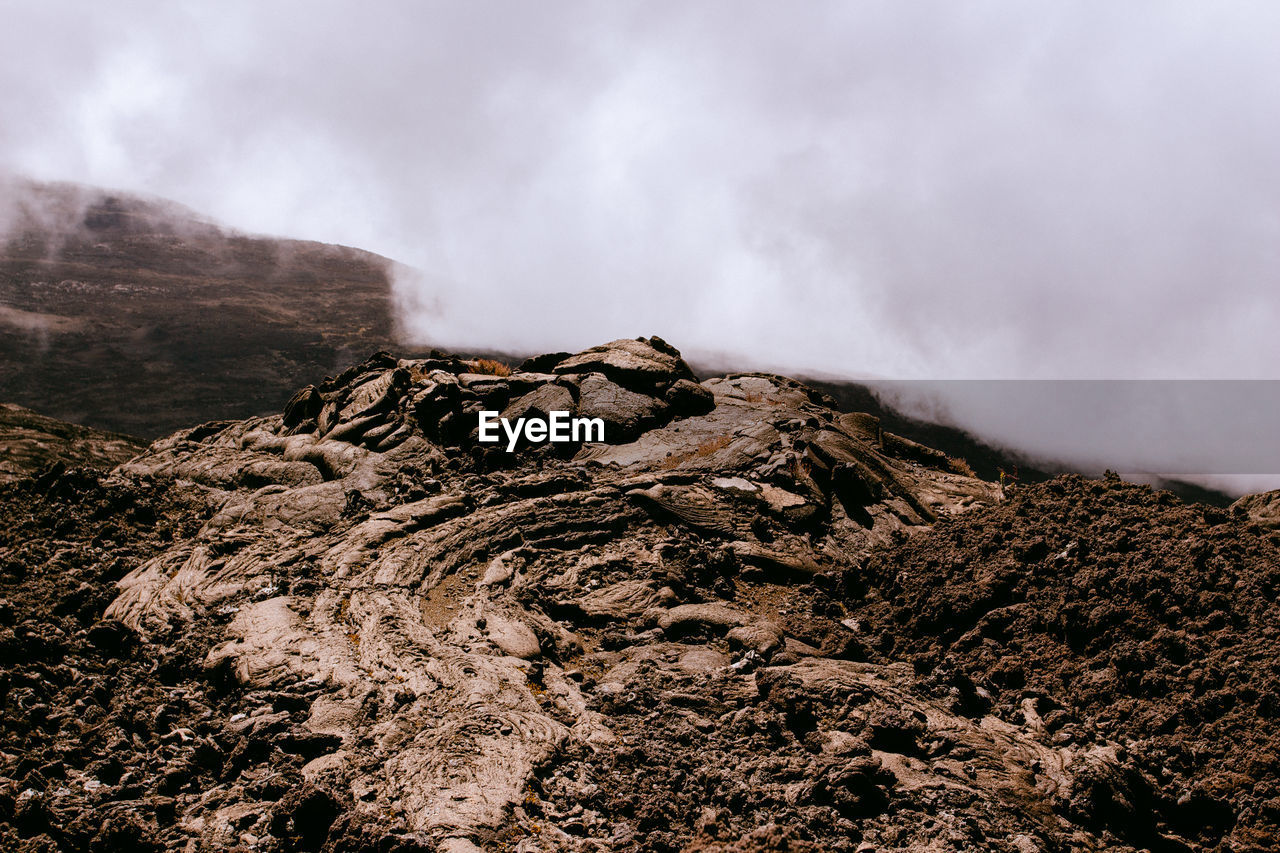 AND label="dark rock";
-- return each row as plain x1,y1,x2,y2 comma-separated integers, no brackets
270,783,343,852
500,383,577,423
90,812,162,853
519,351,572,373
574,373,670,441
86,619,134,655
665,378,716,416
283,386,324,428
552,337,696,392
